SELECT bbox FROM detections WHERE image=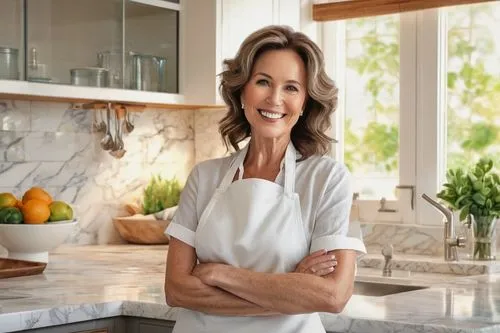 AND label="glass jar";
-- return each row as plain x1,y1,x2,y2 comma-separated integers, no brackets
471,215,498,260
0,47,20,80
